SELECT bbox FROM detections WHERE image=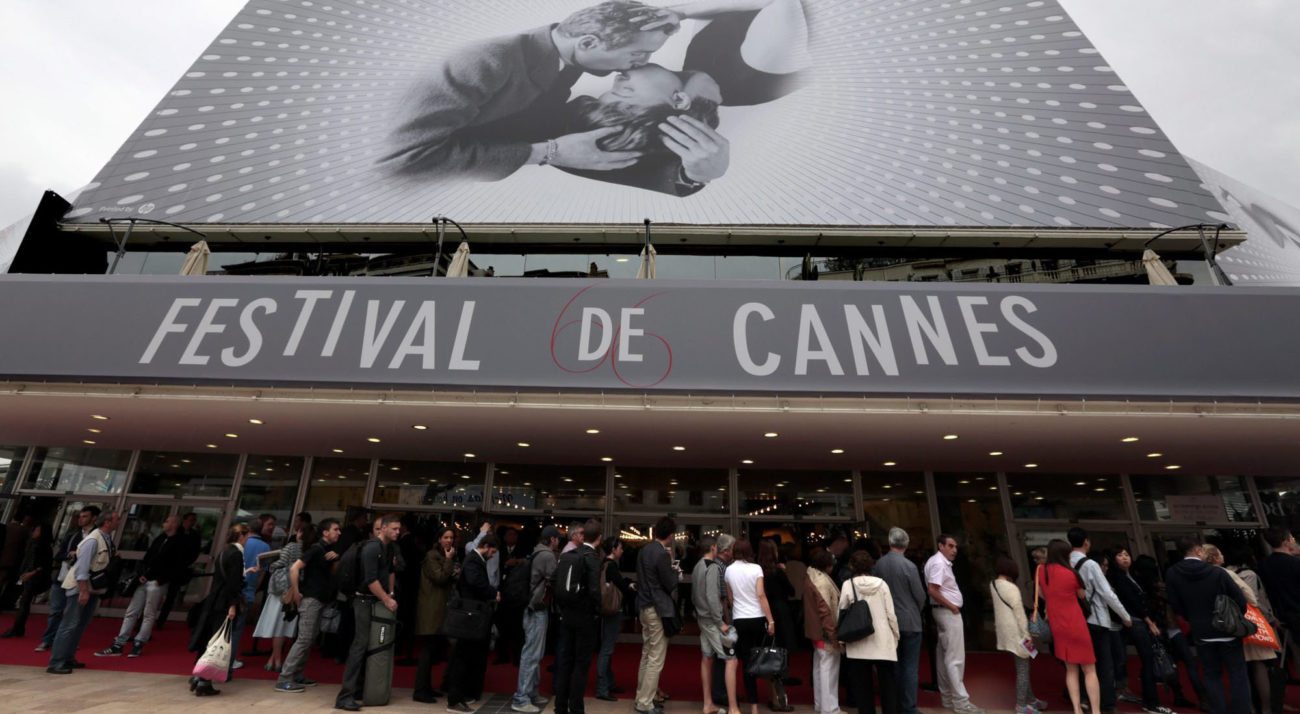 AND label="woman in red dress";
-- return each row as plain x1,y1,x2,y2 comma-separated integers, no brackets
1037,539,1100,714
